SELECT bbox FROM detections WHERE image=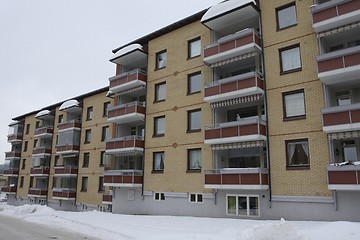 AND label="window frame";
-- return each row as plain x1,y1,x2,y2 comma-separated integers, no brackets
187,148,202,172
86,106,93,121
100,151,106,167
83,152,90,168
98,176,104,192
153,116,165,137
282,89,306,121
101,126,109,142
103,101,111,117
154,82,166,102
189,193,203,203
23,141,28,152
84,129,91,144
226,194,260,217
81,176,88,192
25,124,30,135
152,151,164,173
187,71,202,95
155,50,167,70
188,37,201,59
279,43,302,74
276,2,297,30
285,138,310,170
21,159,26,170
187,108,202,133
58,114,64,124
154,192,165,201
19,176,24,188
